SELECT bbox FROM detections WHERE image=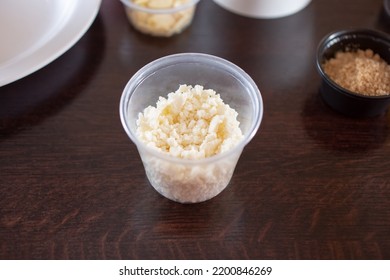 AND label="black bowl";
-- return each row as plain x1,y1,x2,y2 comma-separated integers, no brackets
316,28,390,117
